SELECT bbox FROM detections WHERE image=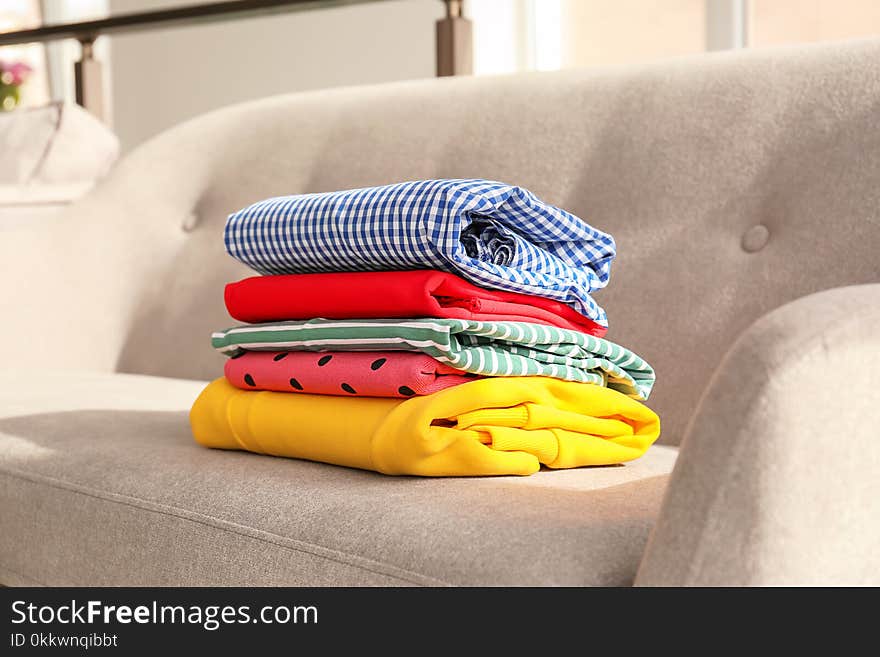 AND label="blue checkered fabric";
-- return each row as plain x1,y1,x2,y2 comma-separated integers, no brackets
224,179,616,326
